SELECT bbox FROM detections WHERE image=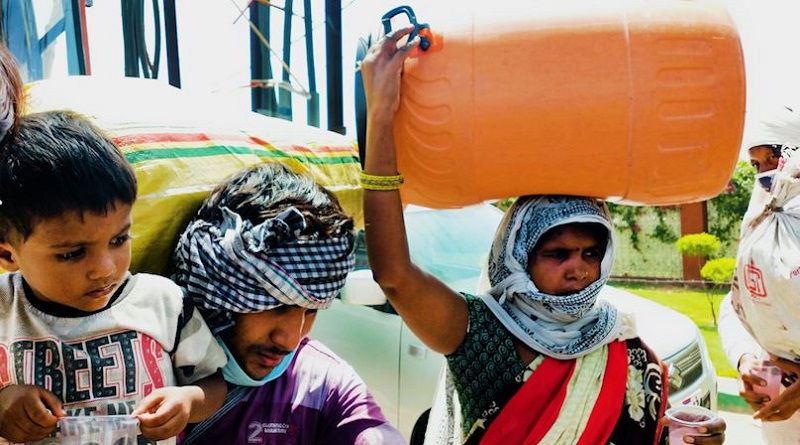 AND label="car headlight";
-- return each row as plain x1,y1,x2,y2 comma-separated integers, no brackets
665,343,704,394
